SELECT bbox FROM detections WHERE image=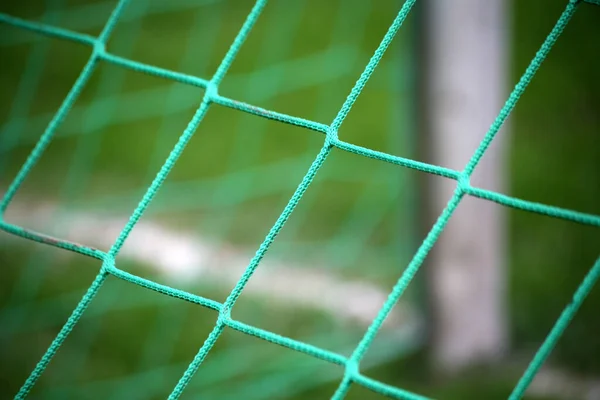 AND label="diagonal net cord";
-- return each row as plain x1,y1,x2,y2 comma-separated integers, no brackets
1,1,132,398
0,0,599,399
